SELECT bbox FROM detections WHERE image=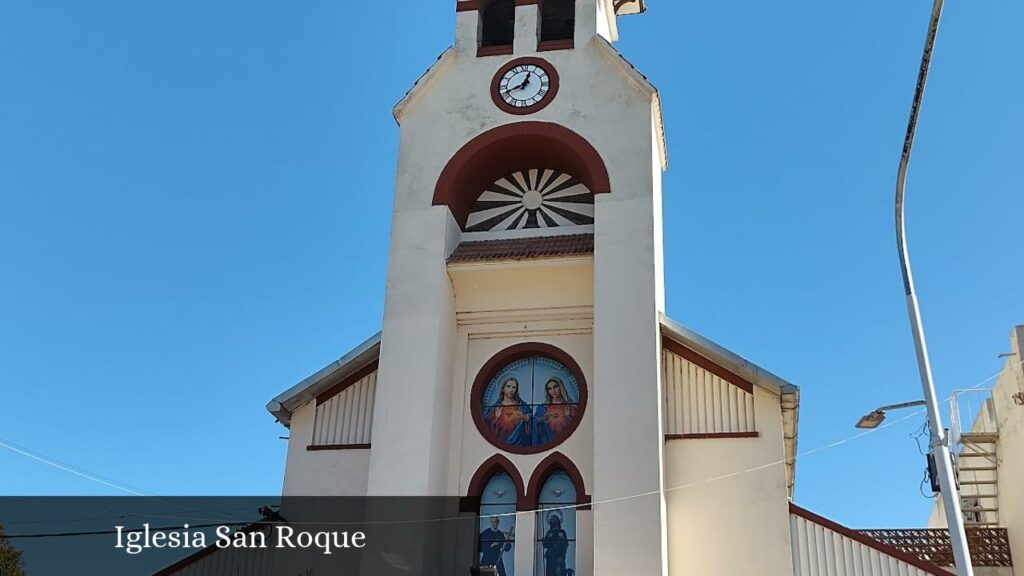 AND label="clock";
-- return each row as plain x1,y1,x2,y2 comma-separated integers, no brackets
490,57,560,115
